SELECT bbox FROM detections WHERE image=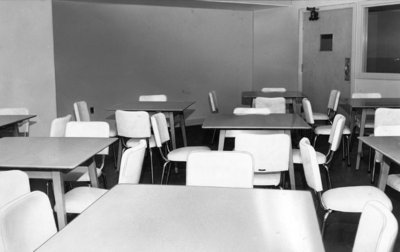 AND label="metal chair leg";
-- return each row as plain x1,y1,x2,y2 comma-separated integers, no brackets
346,136,351,167
313,135,319,147
161,161,170,184
322,210,333,236
323,164,332,189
